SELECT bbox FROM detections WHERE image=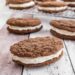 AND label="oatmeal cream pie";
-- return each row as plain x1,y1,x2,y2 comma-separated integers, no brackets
10,37,63,67
50,19,75,40
63,0,75,10
7,0,35,9
7,18,42,34
37,1,67,13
